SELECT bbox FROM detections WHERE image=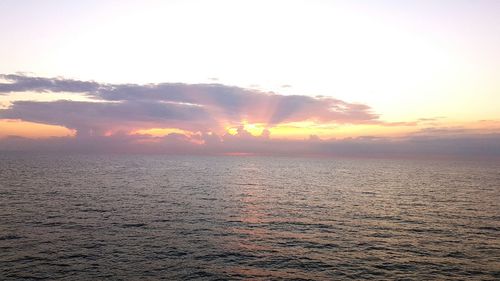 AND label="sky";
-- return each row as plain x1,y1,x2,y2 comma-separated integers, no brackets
0,0,499,158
